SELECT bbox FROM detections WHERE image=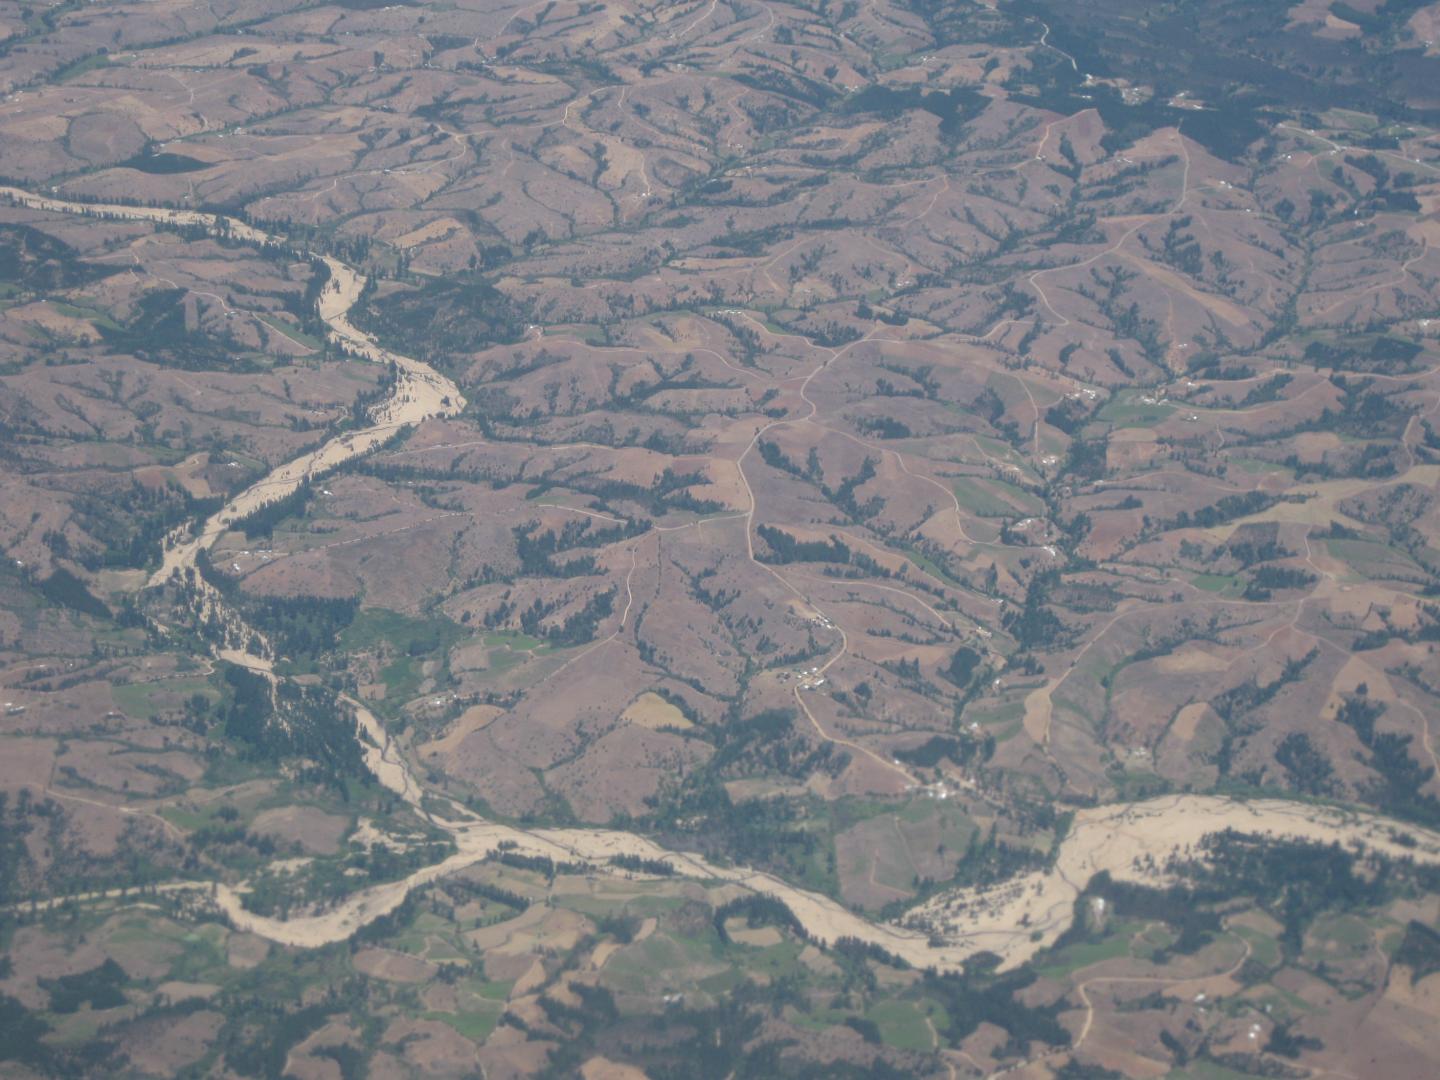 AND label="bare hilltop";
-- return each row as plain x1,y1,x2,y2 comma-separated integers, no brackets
3,1,1440,1076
